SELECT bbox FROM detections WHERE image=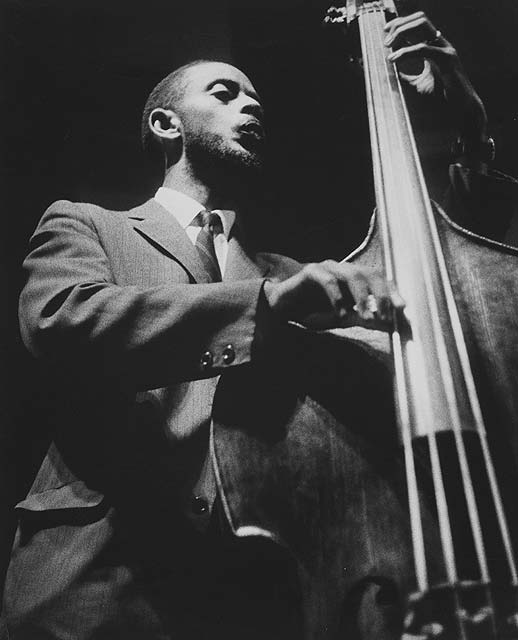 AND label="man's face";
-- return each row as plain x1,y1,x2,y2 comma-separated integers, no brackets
175,62,265,173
